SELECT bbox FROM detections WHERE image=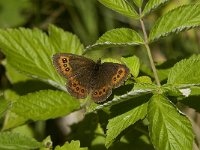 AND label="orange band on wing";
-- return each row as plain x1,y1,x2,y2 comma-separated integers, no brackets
67,78,88,99
58,56,72,77
111,67,127,87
